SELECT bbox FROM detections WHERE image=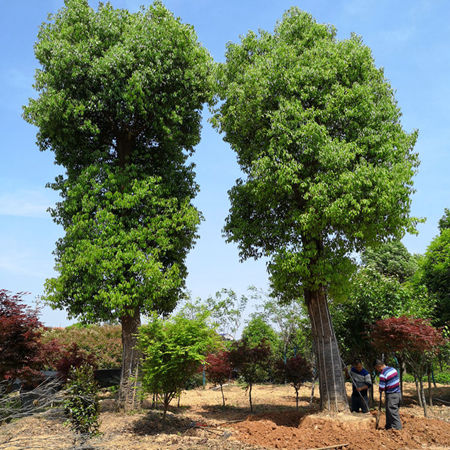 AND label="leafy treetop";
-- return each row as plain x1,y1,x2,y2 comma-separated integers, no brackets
212,7,419,300
24,0,213,181
361,241,418,283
